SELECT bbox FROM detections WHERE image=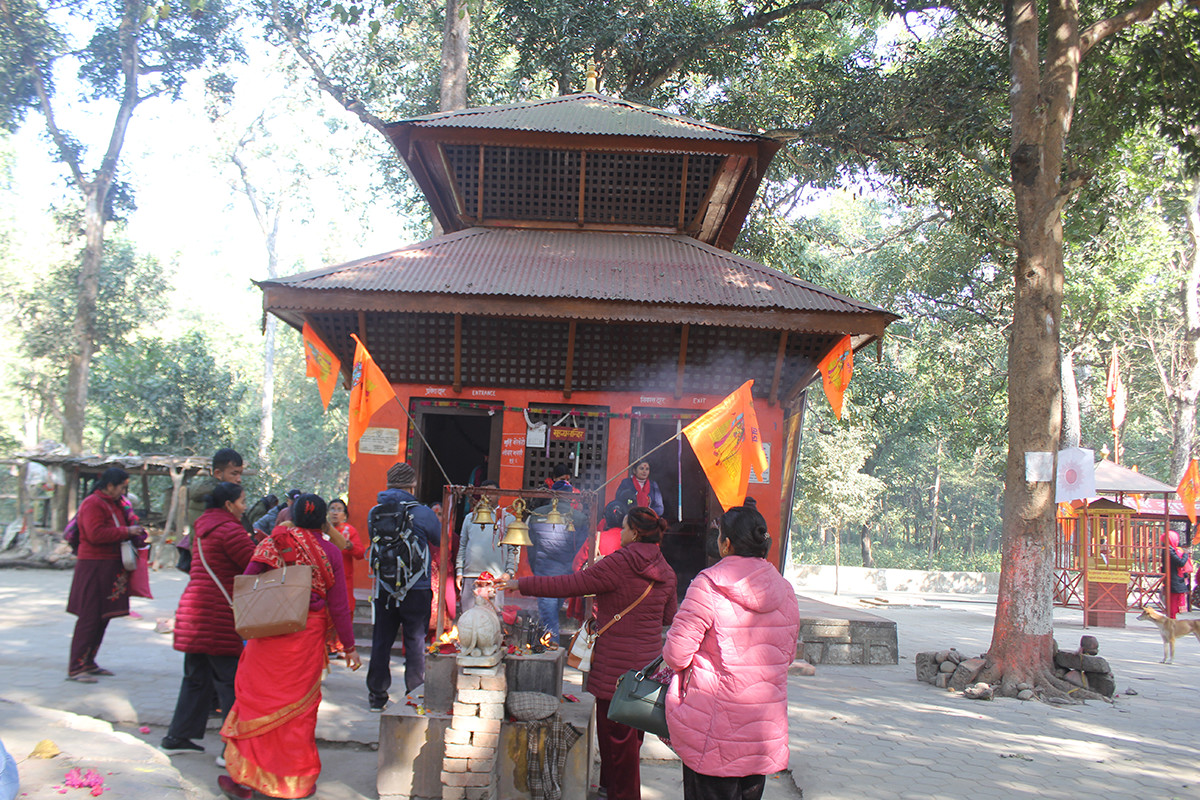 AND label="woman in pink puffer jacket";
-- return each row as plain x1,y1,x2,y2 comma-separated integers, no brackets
663,500,800,800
